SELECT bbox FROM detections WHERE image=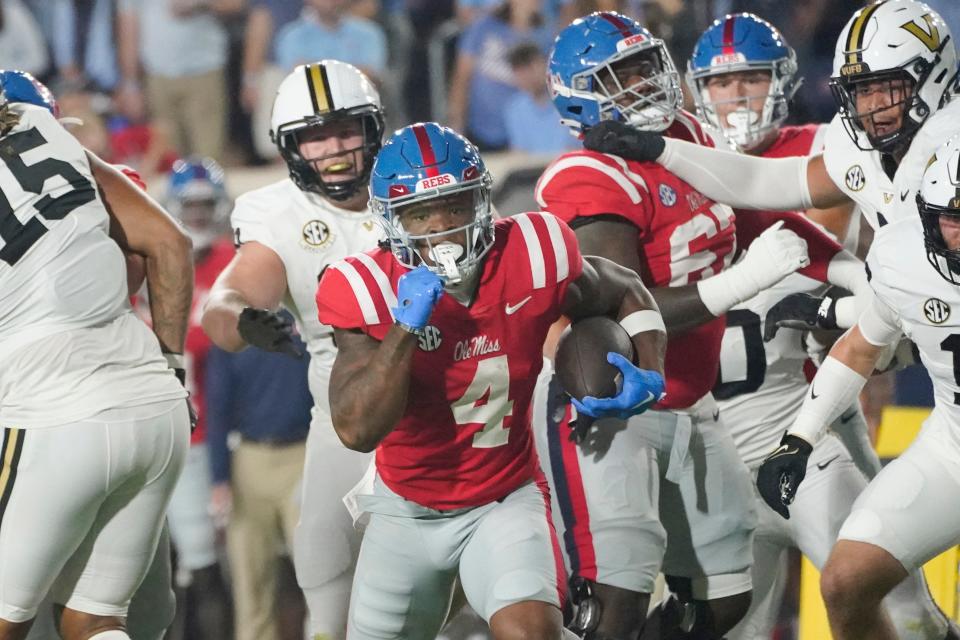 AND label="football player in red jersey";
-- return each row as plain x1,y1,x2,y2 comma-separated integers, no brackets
533,12,874,640
315,123,667,640
162,158,234,639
